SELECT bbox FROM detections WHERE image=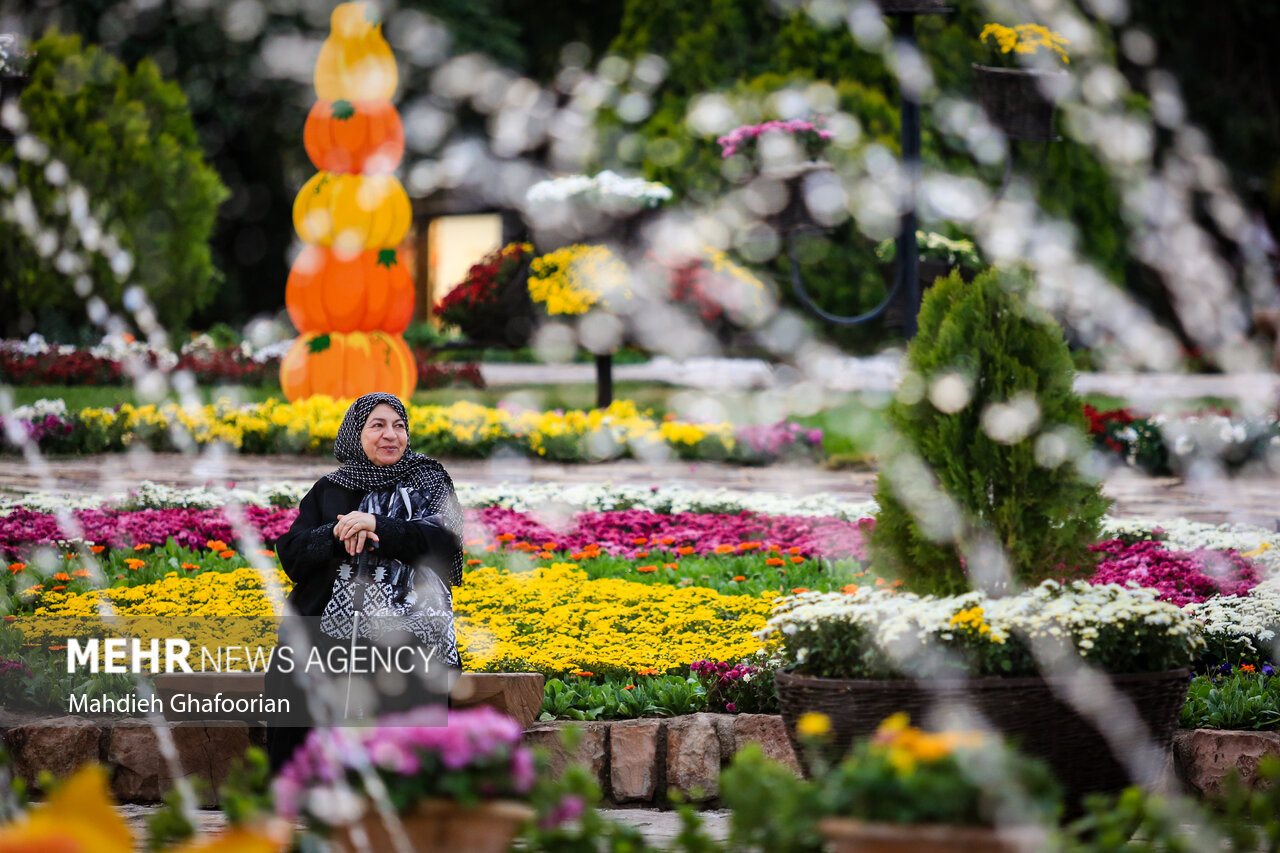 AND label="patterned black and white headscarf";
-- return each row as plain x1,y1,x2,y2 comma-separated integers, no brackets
326,393,464,585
